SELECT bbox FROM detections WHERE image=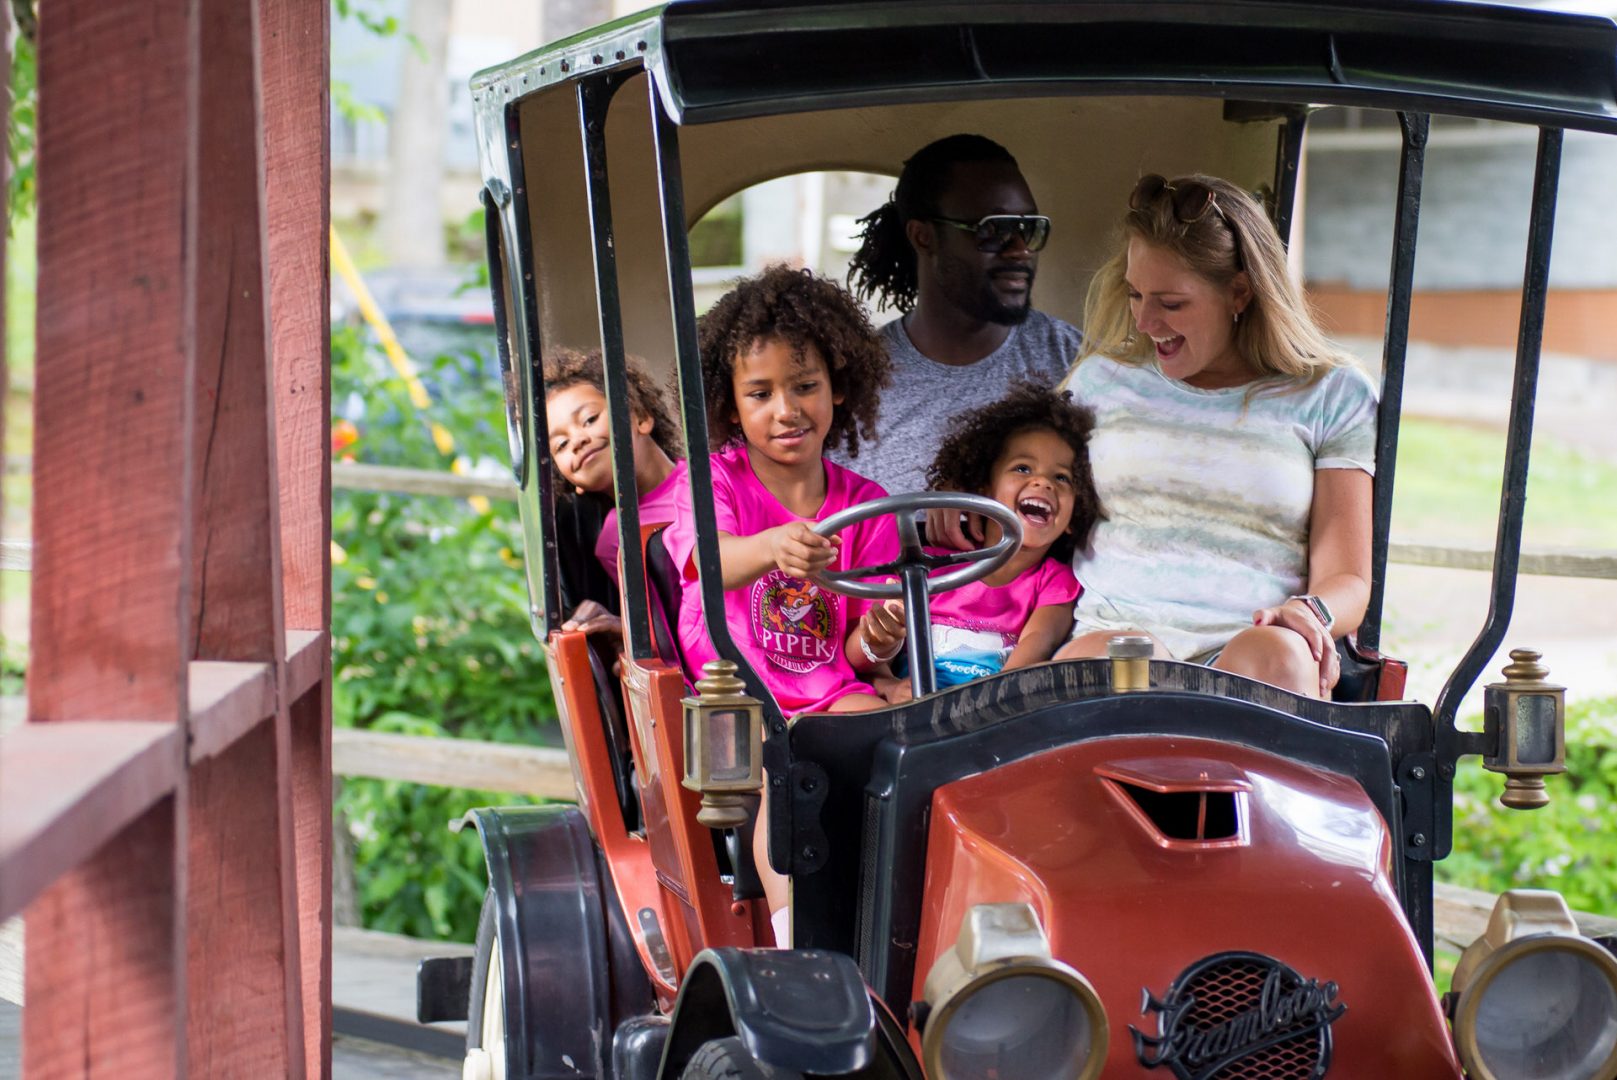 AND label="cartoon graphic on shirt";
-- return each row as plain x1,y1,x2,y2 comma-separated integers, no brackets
932,624,1014,687
753,573,839,673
